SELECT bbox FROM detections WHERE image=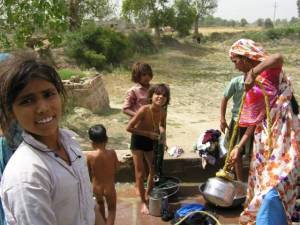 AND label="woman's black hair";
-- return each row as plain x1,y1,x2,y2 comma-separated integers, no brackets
88,124,108,144
147,83,170,106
